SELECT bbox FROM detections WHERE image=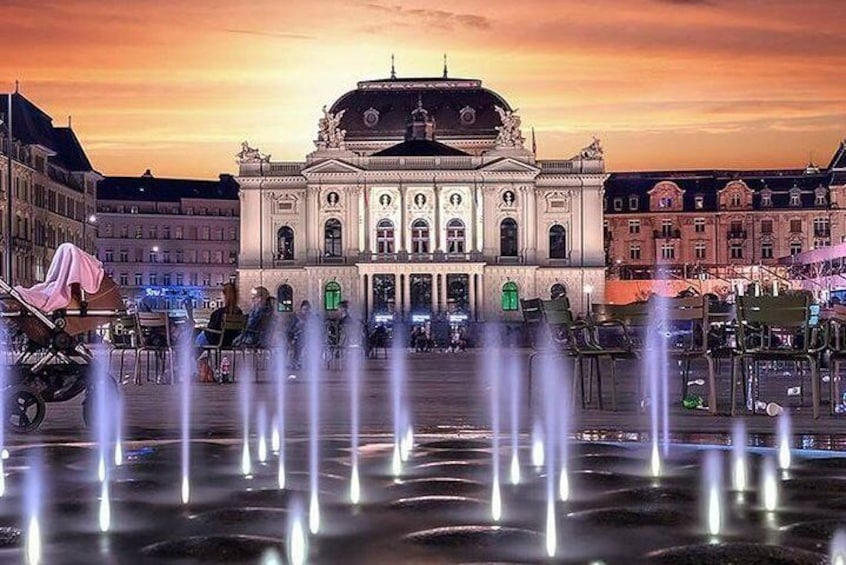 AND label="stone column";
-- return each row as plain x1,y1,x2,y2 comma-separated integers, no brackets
477,271,485,321
468,272,476,321
402,271,411,321
440,272,449,314
430,273,437,315
469,183,477,253
400,186,407,253
526,186,538,263
432,183,444,251
306,186,319,262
